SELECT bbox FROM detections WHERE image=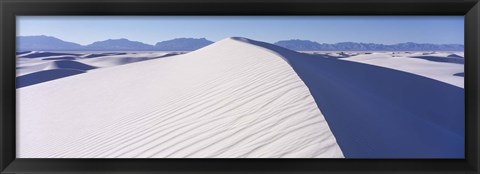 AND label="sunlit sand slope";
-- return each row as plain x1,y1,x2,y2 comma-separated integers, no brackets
17,38,343,158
